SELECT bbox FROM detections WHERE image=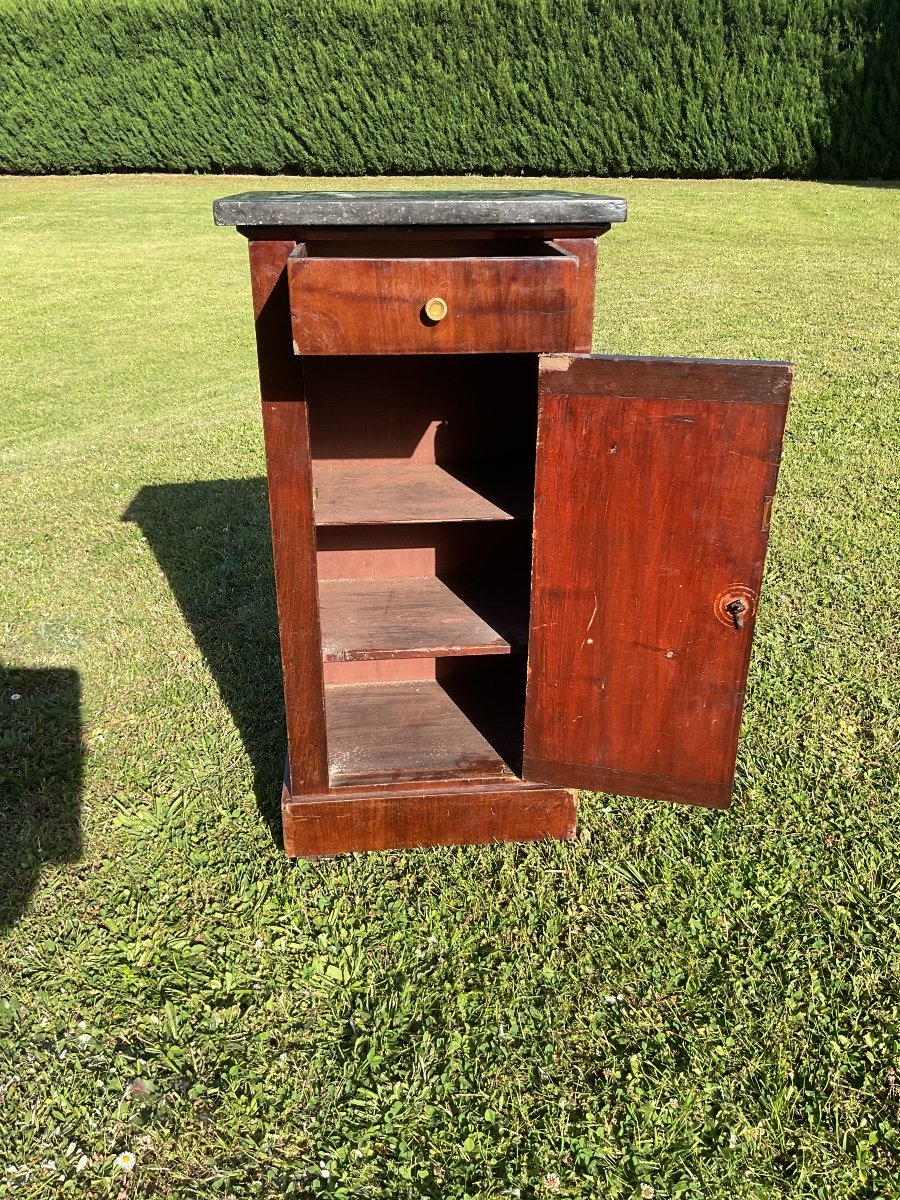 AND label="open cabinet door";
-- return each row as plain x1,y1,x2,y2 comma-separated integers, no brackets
523,354,792,808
